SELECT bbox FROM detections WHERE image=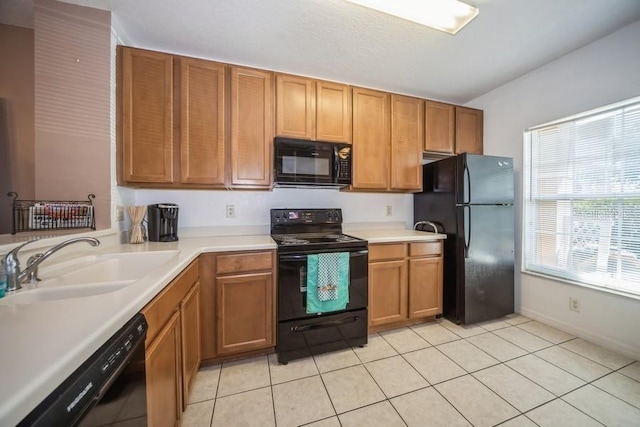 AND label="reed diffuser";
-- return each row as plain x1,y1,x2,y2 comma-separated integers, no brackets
128,205,147,244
